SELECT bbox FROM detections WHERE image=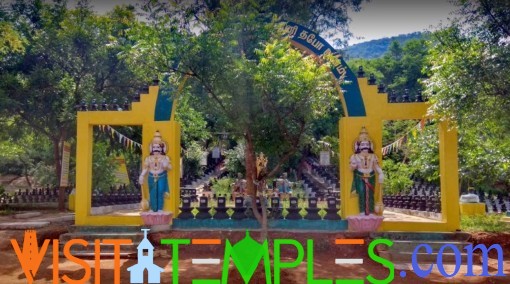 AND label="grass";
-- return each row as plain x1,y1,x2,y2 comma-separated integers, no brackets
460,214,509,233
